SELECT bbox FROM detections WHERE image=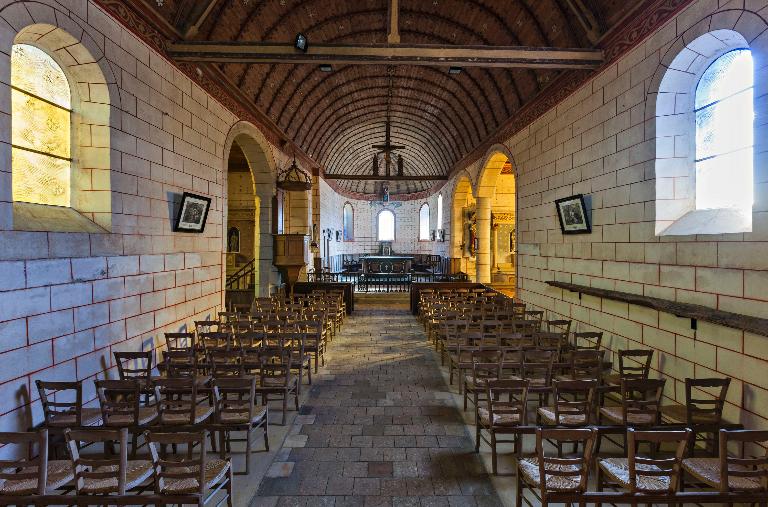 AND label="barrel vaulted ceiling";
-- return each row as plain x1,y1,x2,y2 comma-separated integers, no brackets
130,0,646,195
